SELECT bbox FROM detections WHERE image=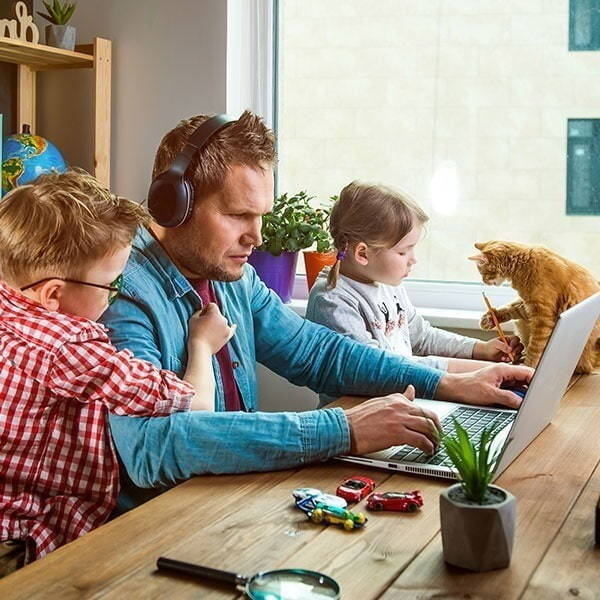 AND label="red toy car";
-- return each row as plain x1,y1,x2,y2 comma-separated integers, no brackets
366,490,424,512
336,476,376,503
